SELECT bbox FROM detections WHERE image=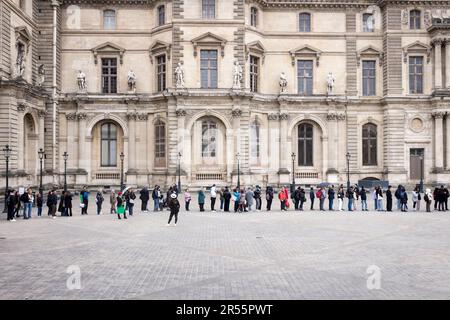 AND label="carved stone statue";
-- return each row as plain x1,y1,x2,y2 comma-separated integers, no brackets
232,60,243,89
77,70,87,92
175,62,185,88
127,69,137,93
37,64,45,86
279,72,288,94
326,72,336,95
424,10,432,28
15,42,26,78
